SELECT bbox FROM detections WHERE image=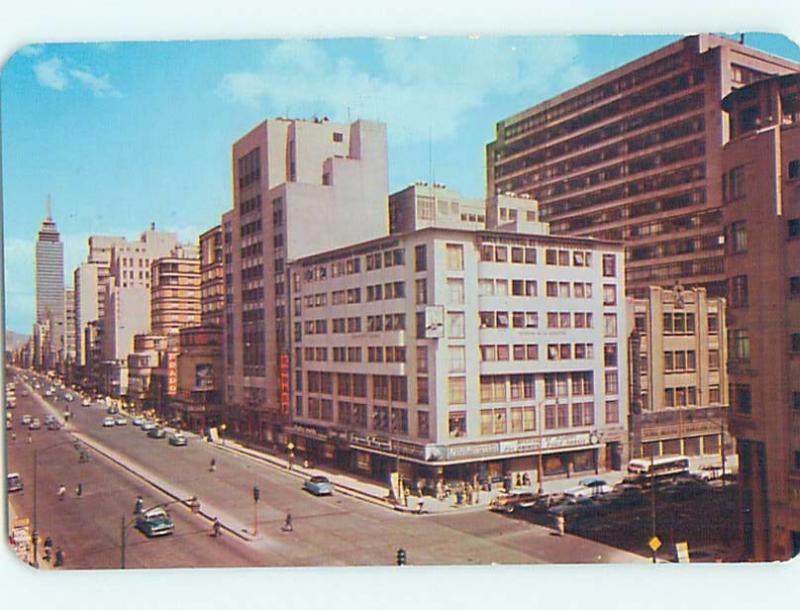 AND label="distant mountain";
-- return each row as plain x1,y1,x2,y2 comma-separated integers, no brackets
5,330,30,350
